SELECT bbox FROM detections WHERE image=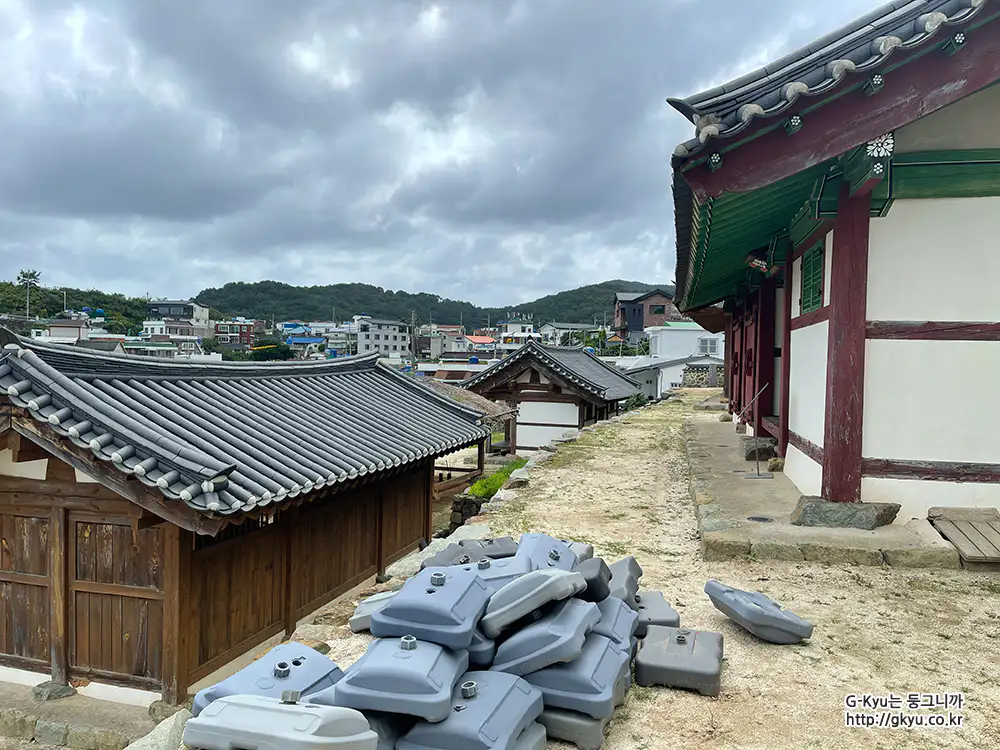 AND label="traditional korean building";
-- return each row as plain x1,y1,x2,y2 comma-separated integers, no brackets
0,330,489,703
669,0,1000,523
462,341,639,451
